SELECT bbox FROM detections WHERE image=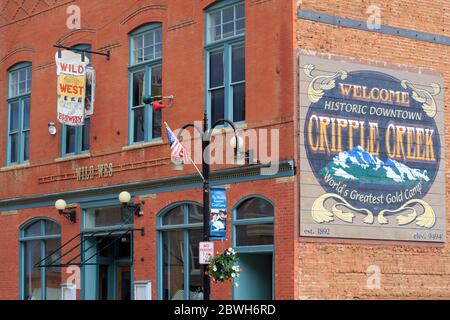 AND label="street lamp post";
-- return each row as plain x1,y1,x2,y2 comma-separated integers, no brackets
202,111,212,301
177,110,239,301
